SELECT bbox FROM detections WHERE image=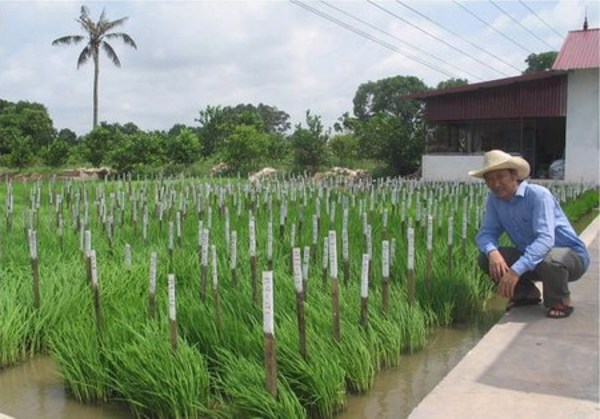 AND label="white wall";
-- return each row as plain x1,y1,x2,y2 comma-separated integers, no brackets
421,154,483,182
565,68,600,184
